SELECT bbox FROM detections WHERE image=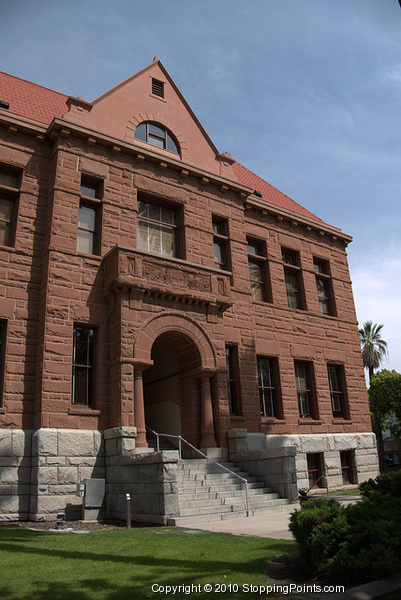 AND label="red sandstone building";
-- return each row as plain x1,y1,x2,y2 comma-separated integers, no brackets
0,59,378,522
